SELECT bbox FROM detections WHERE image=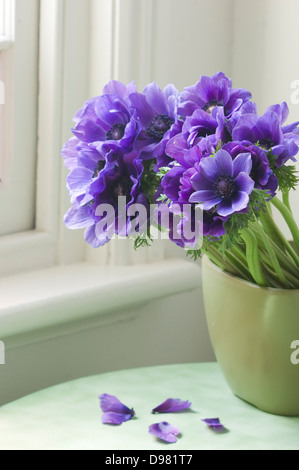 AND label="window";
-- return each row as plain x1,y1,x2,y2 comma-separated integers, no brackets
0,0,39,237
0,0,89,277
0,0,200,339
